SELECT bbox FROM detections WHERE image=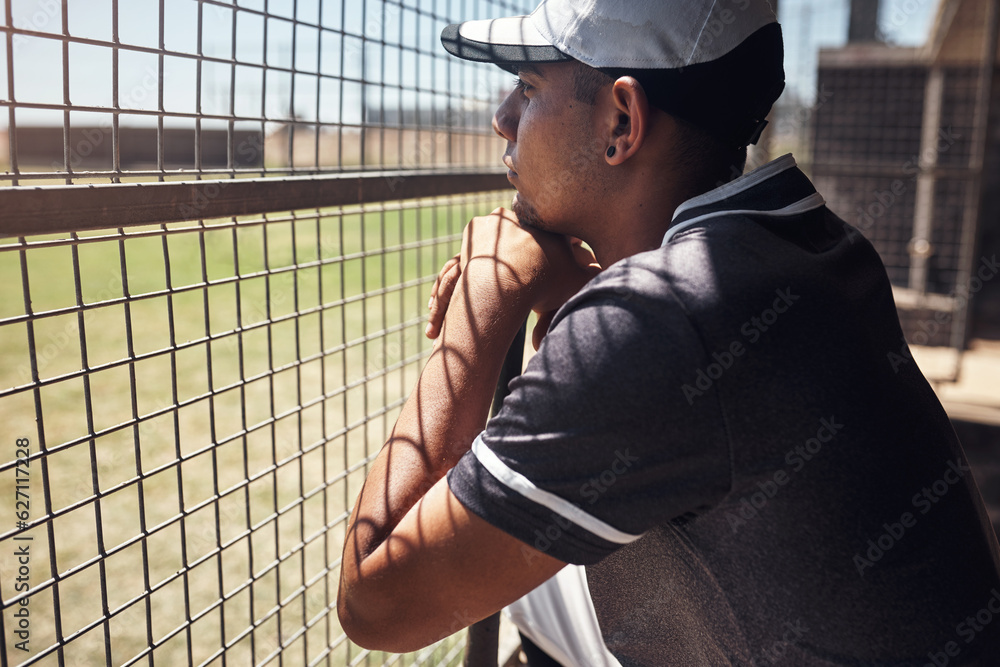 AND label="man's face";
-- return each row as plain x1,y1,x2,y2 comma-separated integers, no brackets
492,61,607,234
